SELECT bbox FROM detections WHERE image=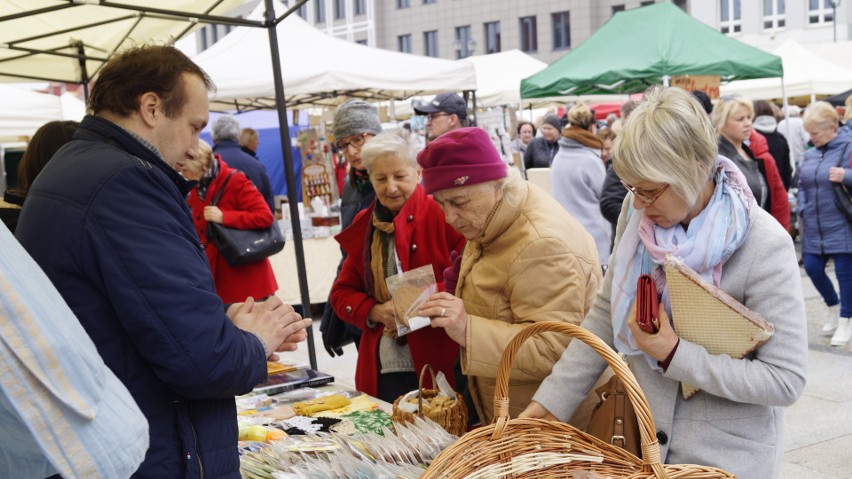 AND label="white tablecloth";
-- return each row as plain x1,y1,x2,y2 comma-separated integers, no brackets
269,235,342,305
